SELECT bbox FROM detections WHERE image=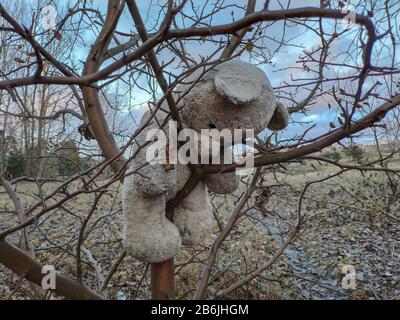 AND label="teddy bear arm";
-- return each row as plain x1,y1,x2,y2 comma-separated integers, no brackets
133,157,177,197
132,110,177,197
